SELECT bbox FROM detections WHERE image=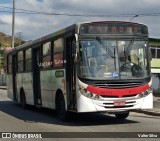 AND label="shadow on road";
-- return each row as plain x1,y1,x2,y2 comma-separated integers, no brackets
153,90,160,98
0,100,139,126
